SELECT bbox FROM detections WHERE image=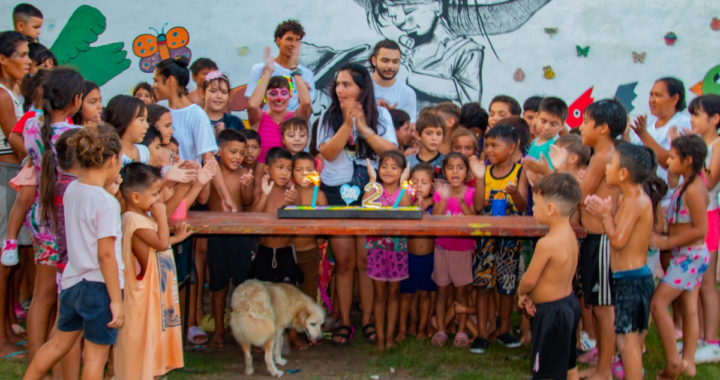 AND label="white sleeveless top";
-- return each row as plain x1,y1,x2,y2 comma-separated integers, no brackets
0,82,23,155
706,138,720,210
